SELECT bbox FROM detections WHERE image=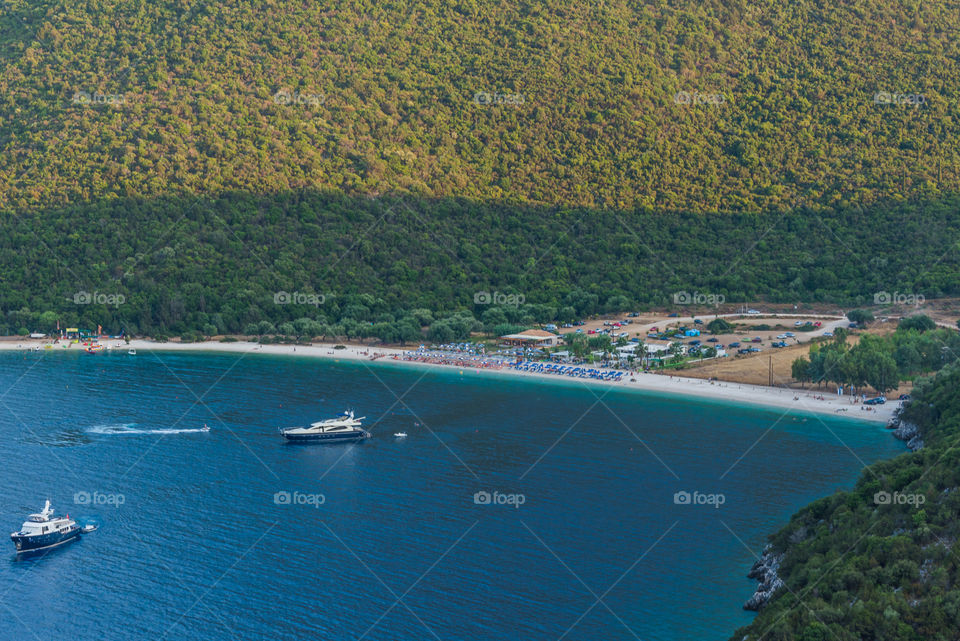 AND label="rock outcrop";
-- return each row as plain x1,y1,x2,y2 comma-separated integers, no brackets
744,546,785,611
888,406,924,451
